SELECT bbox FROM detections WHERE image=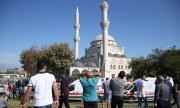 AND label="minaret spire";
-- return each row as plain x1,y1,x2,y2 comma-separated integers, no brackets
100,1,110,77
74,6,80,60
